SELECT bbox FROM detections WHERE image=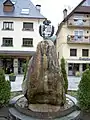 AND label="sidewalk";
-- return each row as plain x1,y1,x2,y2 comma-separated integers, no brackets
68,76,81,91
5,74,24,92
